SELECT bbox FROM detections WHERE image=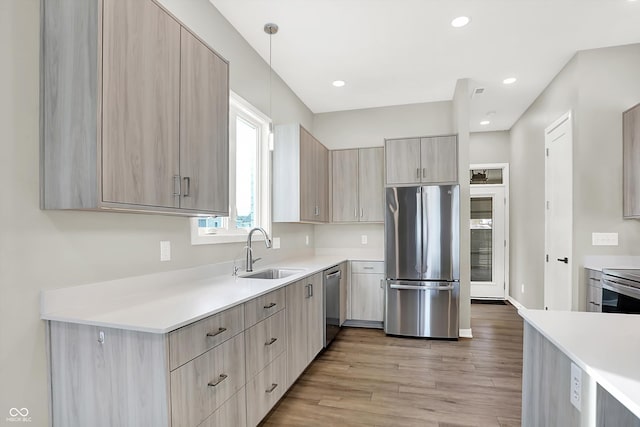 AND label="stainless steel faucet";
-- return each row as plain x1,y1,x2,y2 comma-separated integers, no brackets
245,227,272,272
